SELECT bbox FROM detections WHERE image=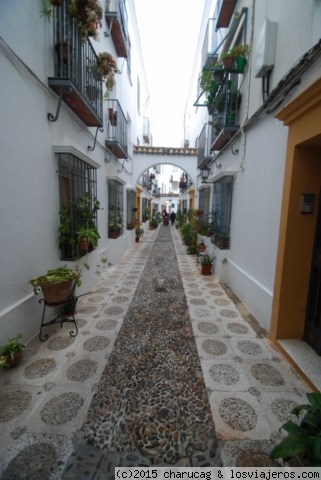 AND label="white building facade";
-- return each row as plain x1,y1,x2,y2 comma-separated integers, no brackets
185,0,321,383
0,0,153,344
